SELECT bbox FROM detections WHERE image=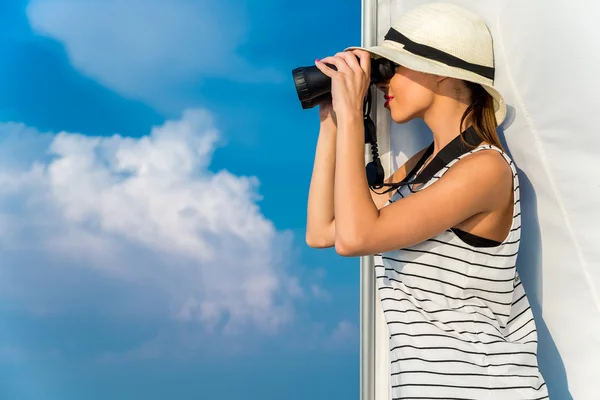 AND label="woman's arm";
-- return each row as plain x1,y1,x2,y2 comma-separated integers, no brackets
310,50,512,257
333,116,513,256
305,104,428,248
305,106,338,248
